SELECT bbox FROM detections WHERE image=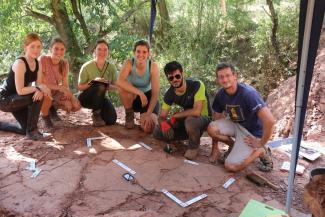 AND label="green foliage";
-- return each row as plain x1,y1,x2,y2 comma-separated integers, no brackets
248,1,298,96
0,0,299,105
